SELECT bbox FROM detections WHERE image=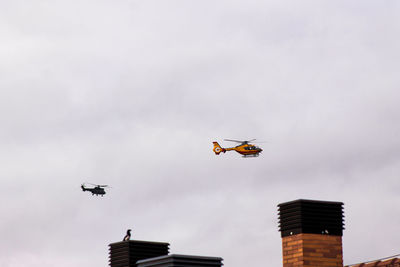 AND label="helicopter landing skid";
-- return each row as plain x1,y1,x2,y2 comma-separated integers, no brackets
242,154,260,158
